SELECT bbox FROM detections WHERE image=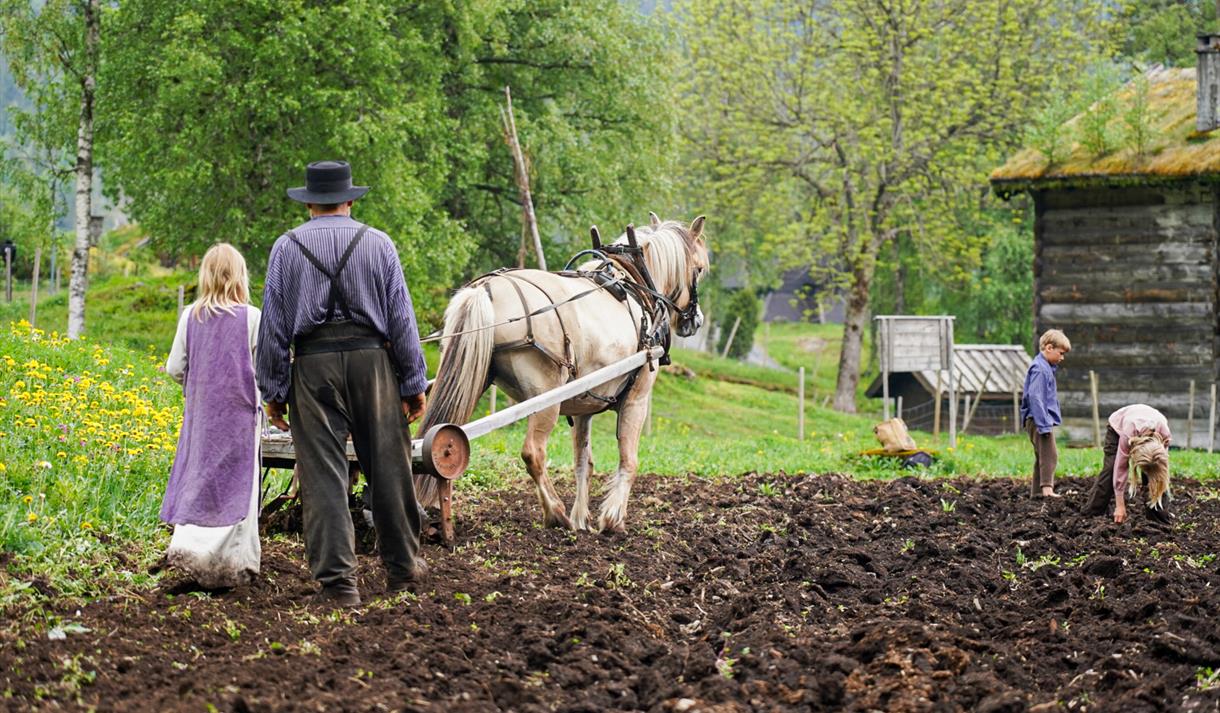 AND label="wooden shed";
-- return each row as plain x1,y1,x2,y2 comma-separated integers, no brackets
866,345,1032,435
990,59,1220,445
